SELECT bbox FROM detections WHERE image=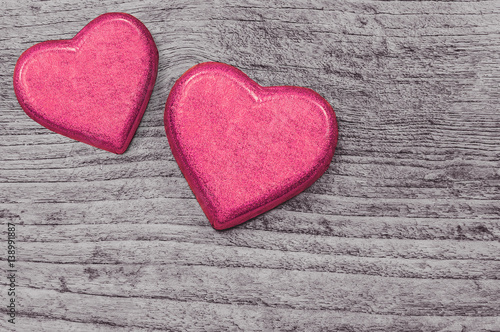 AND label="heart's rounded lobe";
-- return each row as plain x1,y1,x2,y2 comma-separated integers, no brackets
13,13,159,154
165,62,338,230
